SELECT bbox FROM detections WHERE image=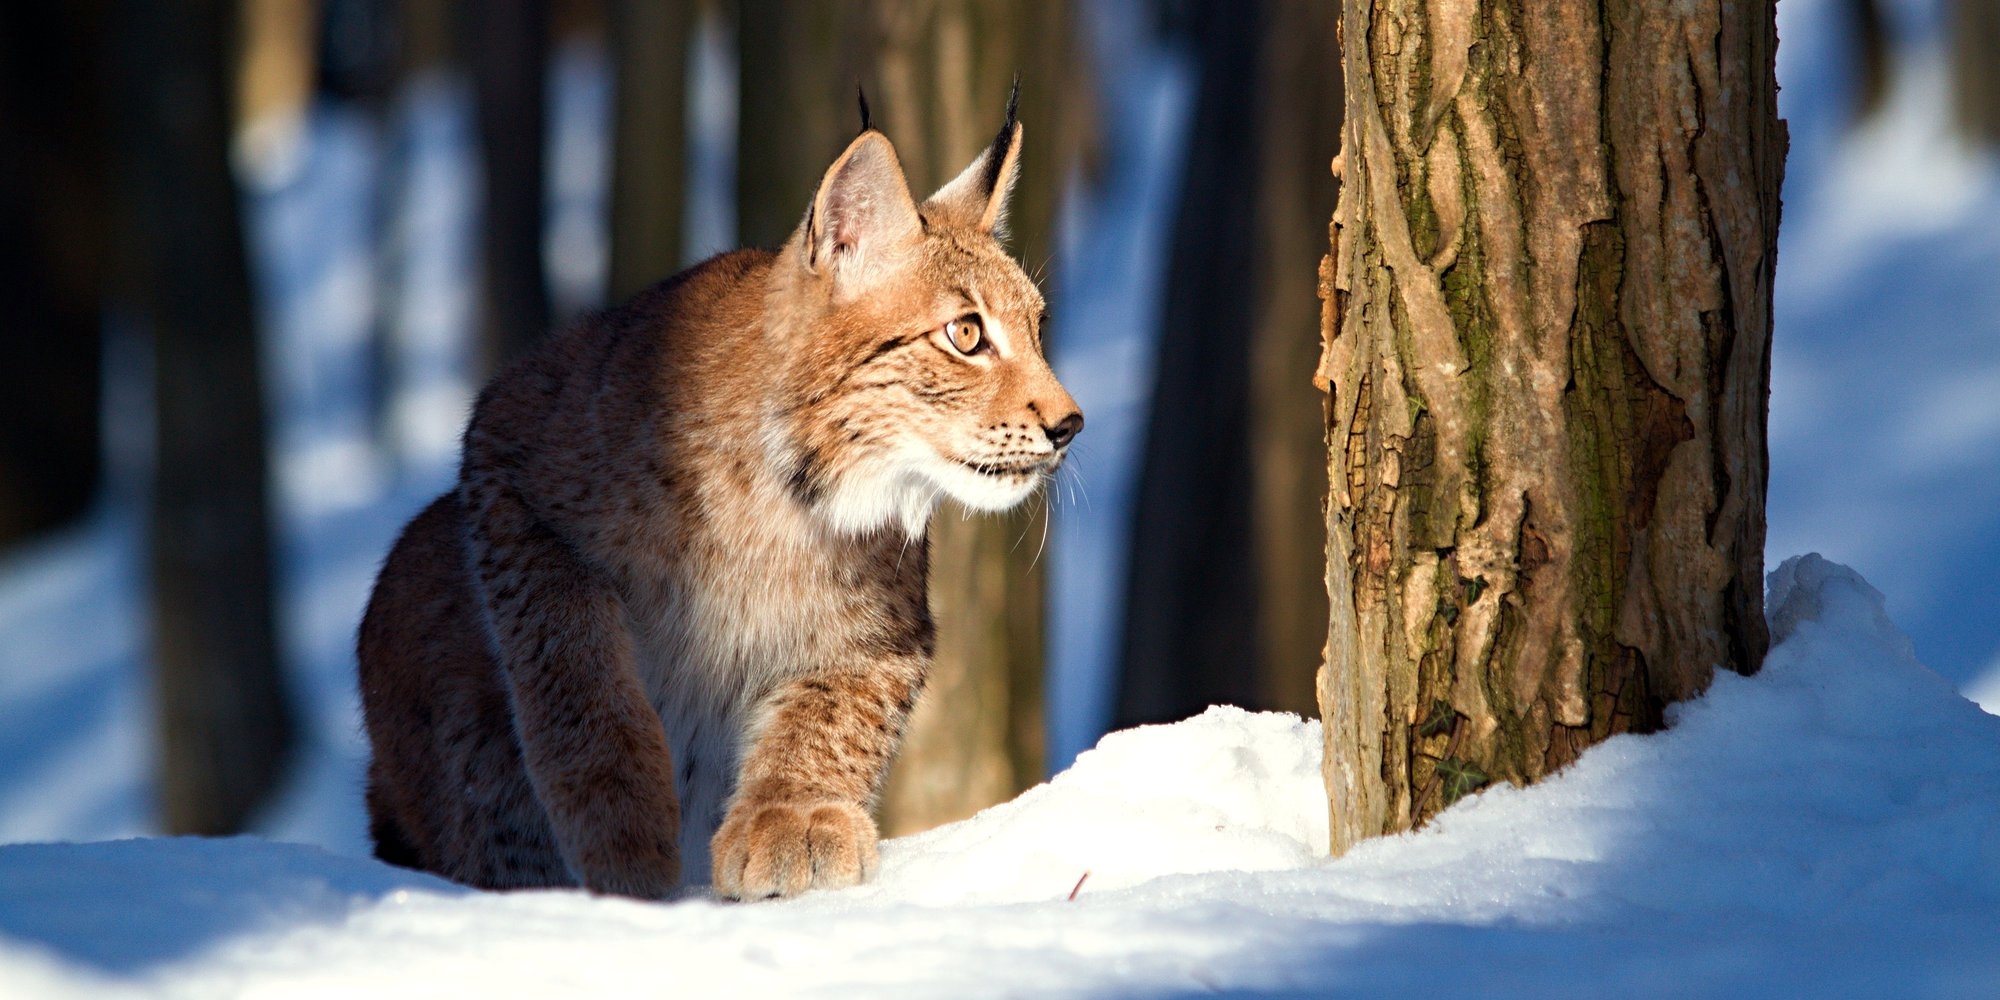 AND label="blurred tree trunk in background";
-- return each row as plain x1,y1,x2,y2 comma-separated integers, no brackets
112,0,296,834
398,0,456,72
1116,0,1340,729
0,3,109,549
324,0,415,452
1317,0,1782,855
607,0,695,299
736,0,1089,835
732,2,864,250
1952,0,2000,143
1844,0,1889,122
469,0,552,376
1117,1,1257,728
871,0,1083,837
1249,2,1343,719
240,0,319,128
